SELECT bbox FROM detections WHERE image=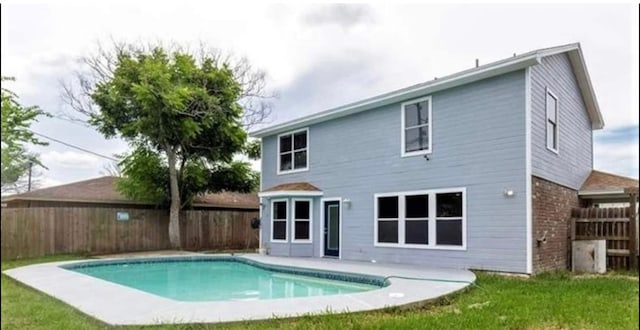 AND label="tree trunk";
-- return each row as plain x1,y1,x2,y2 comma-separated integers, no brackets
166,147,182,249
